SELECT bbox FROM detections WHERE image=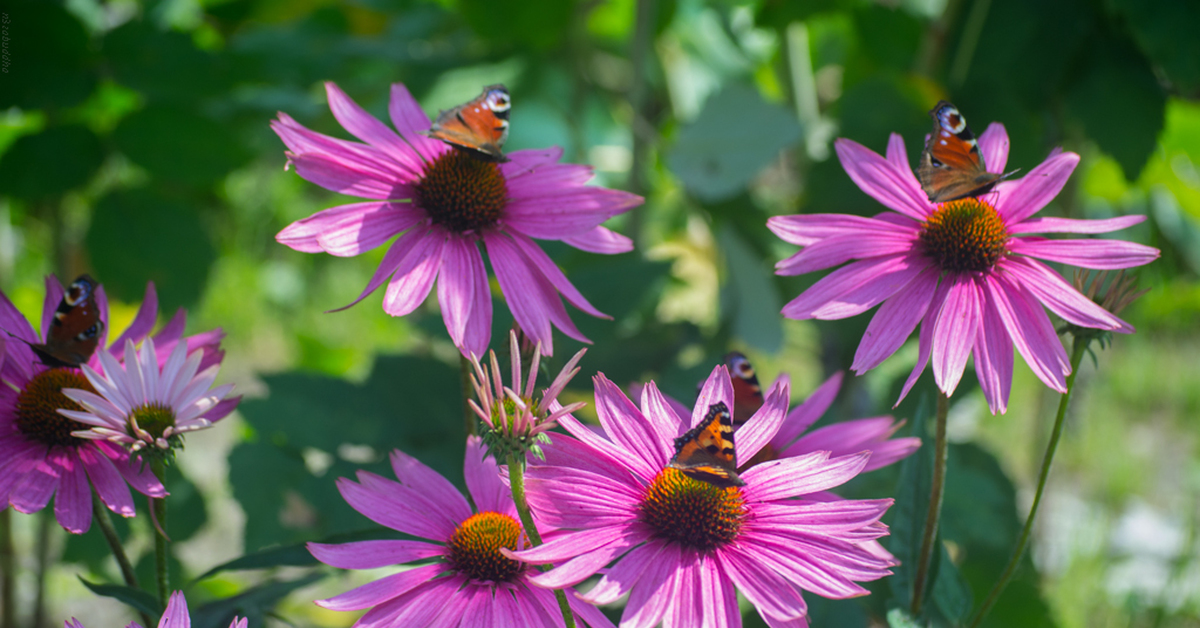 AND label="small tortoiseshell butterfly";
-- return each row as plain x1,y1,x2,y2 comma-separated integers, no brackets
725,352,763,428
917,101,1010,203
669,401,744,488
425,84,511,162
31,274,104,368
